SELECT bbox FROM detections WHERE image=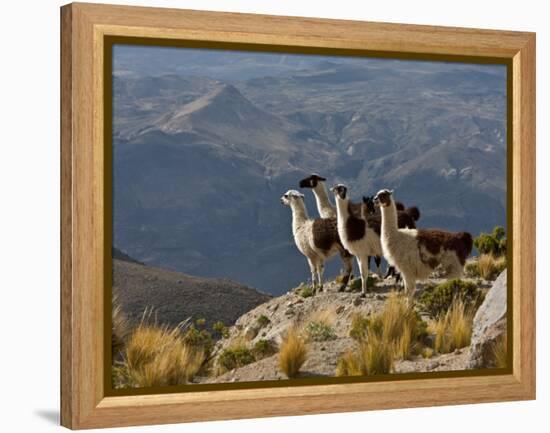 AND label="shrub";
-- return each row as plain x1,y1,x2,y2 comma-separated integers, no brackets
477,254,507,280
298,283,314,298
348,276,374,292
256,315,271,328
419,279,482,317
421,347,434,359
216,345,255,374
306,321,336,342
252,339,277,359
474,226,506,256
428,298,474,354
114,323,204,388
195,317,206,327
213,321,230,339
305,309,336,342
279,326,309,378
183,325,214,356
